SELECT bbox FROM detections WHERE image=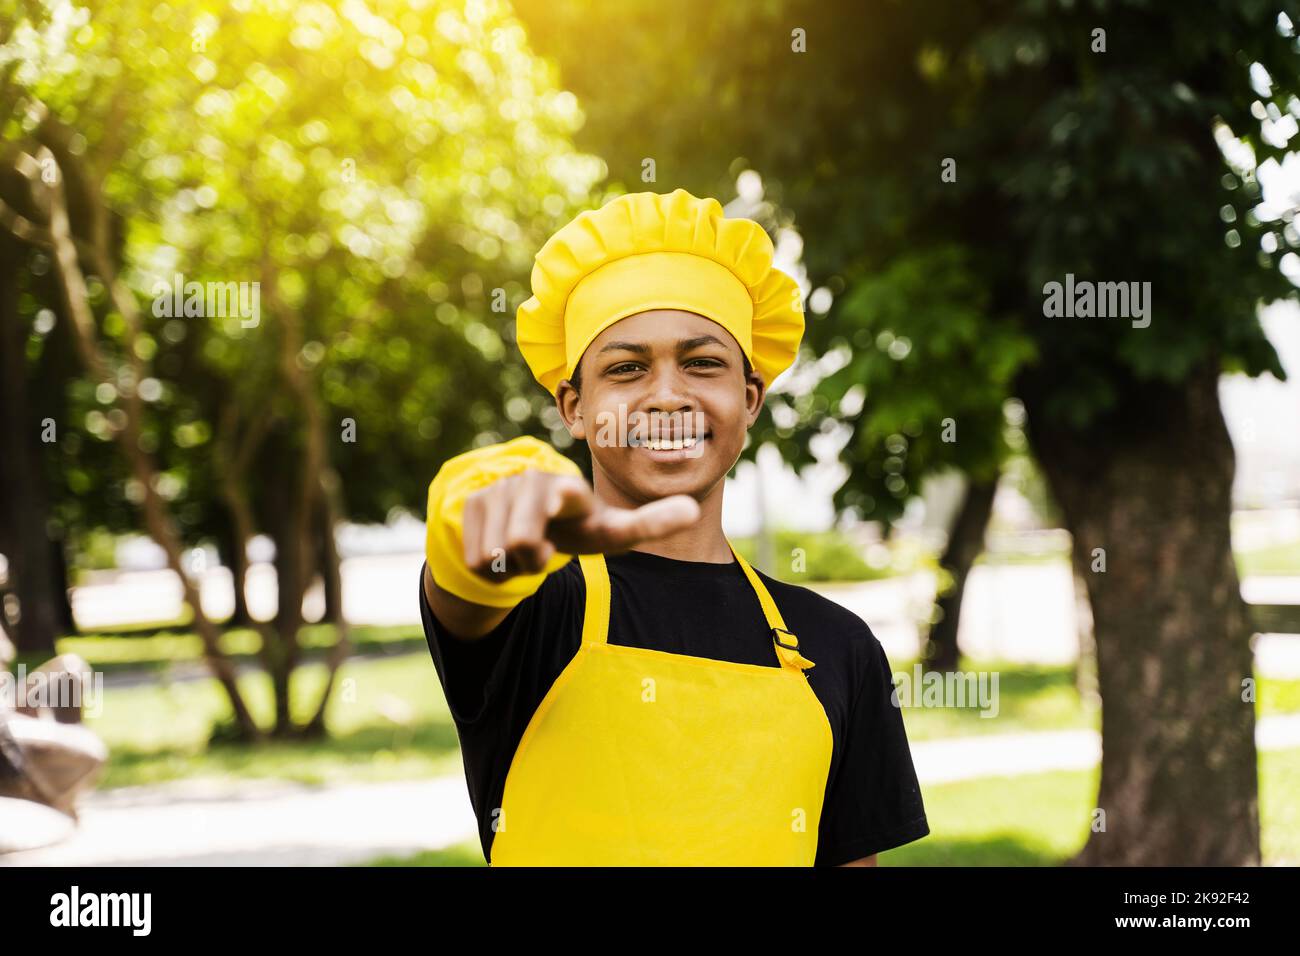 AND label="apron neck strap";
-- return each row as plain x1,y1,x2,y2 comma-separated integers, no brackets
577,553,612,646
727,545,817,673
576,548,816,674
